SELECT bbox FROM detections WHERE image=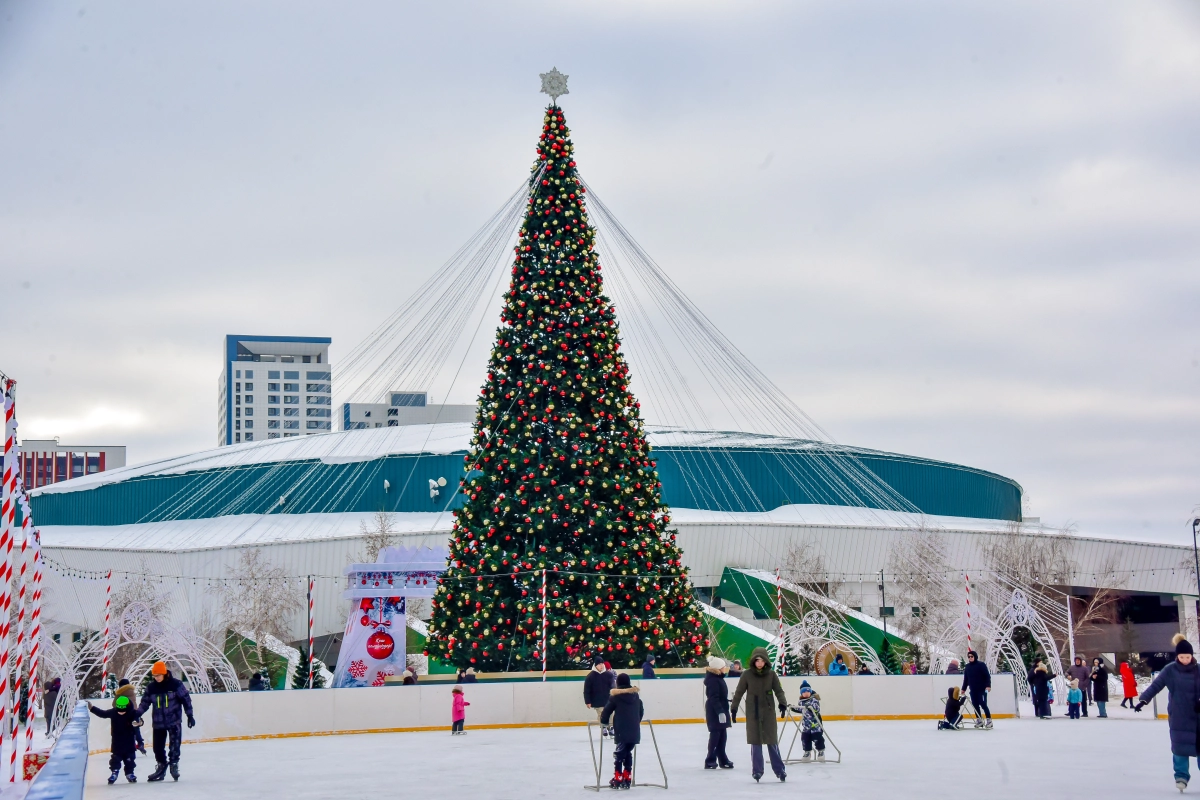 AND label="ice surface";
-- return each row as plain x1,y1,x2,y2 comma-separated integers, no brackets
84,713,1173,799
